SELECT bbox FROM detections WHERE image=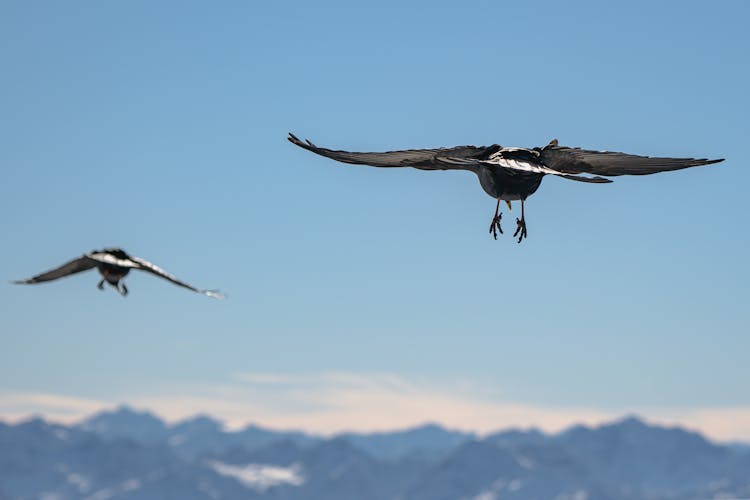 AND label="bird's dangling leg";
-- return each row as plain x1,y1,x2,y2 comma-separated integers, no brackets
97,279,105,291
514,199,528,243
118,282,129,297
489,198,503,240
